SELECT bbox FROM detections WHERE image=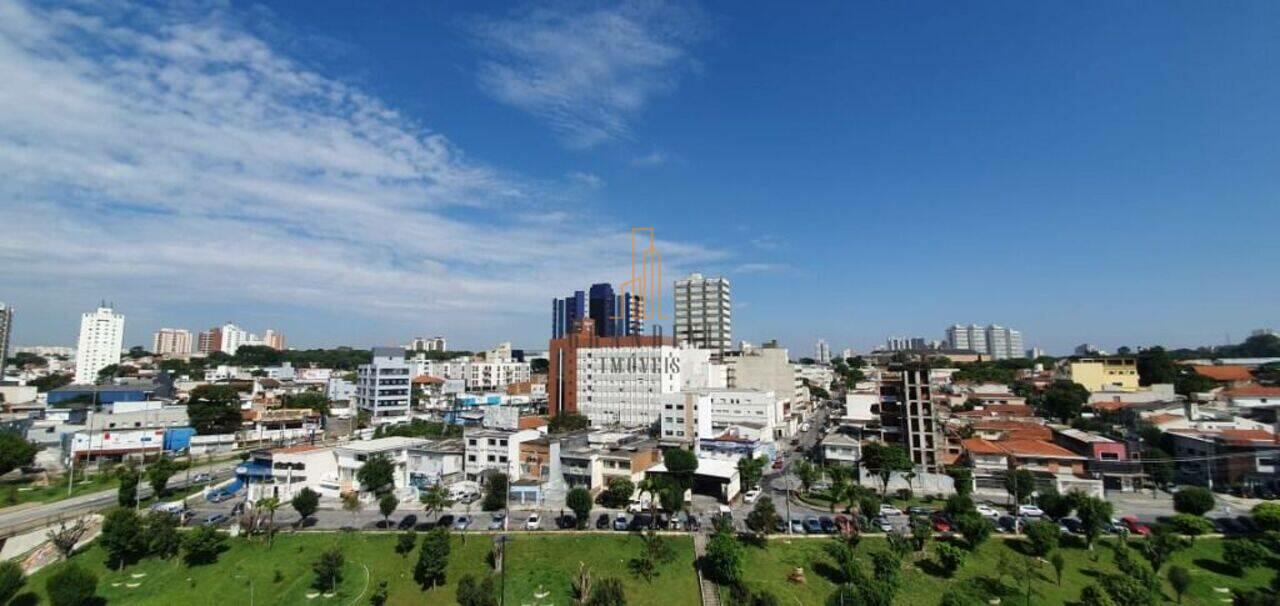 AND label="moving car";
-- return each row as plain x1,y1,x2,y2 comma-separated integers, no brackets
613,513,629,531
1017,504,1045,517
743,489,762,504
397,514,418,530
524,514,541,531
193,473,212,483
202,513,229,527
596,513,611,530
490,513,506,531
879,504,903,516
1121,516,1150,536
453,516,472,531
